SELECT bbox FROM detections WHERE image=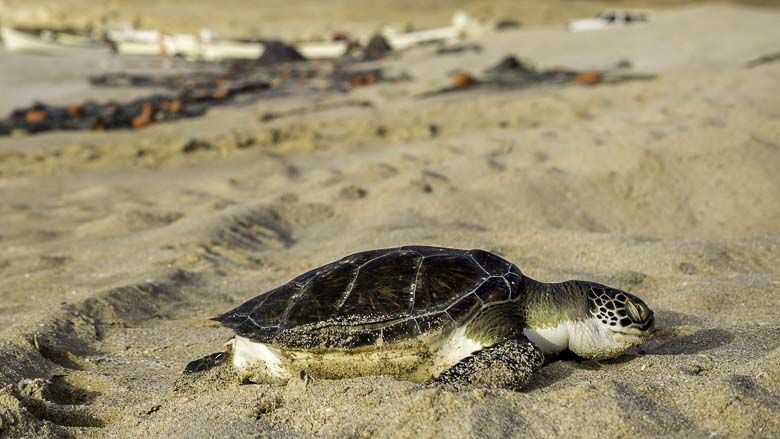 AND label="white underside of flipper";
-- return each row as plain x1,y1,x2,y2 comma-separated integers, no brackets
431,326,484,376
232,335,290,380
